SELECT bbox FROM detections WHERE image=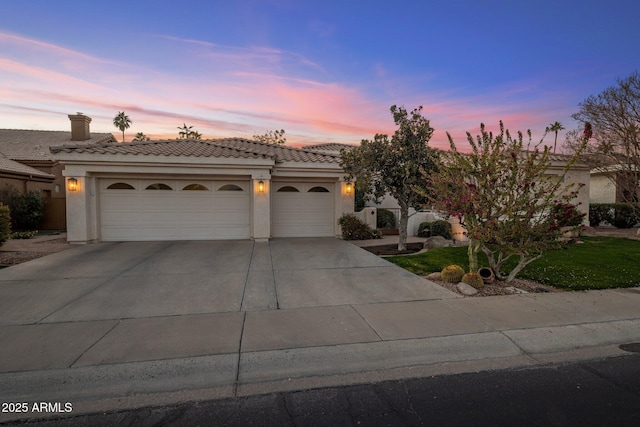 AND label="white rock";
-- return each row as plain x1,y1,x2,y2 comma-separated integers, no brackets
456,282,478,296
504,286,528,294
